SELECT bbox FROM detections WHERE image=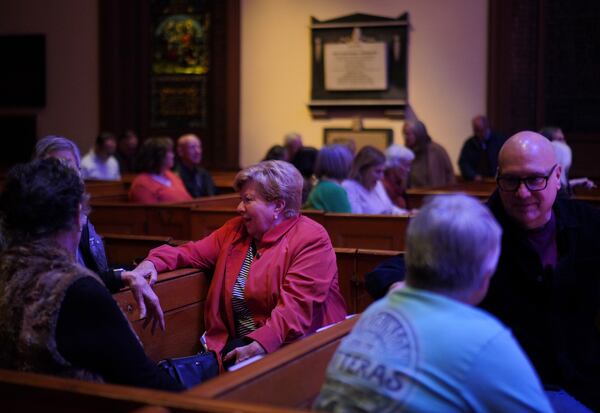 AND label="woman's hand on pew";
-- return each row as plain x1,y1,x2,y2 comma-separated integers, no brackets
223,341,266,365
121,260,165,333
127,260,159,286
